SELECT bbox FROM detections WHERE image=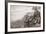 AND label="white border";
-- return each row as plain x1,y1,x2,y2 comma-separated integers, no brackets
8,2,43,32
